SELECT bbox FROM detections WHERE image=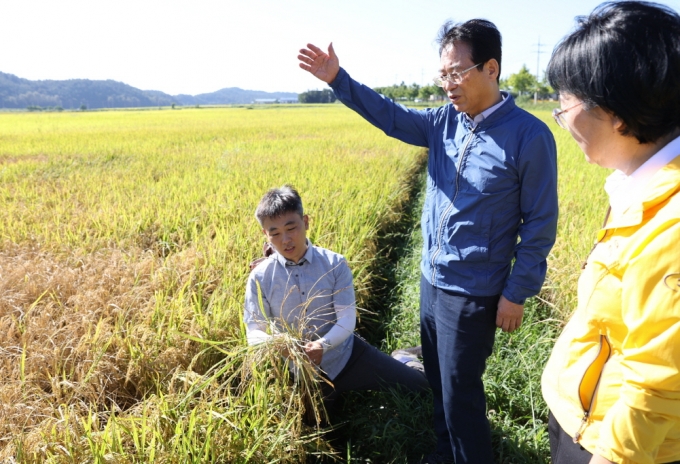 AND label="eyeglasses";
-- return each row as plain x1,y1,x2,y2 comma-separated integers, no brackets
433,63,482,87
552,101,585,129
